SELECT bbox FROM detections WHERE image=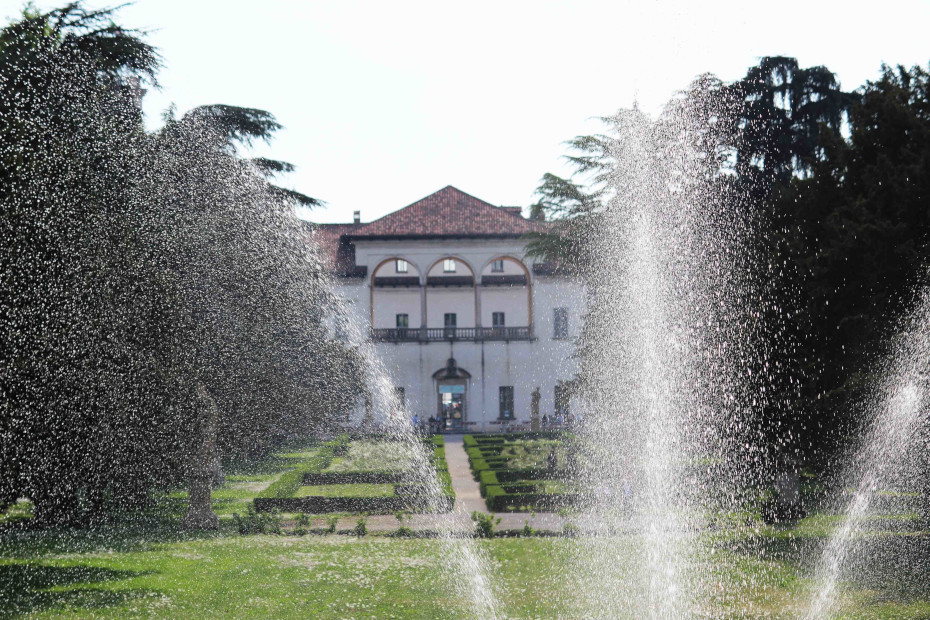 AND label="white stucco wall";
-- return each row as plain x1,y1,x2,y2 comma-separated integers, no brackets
479,287,529,326
425,288,475,328
332,237,586,430
479,256,525,276
373,259,421,278
372,288,421,328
